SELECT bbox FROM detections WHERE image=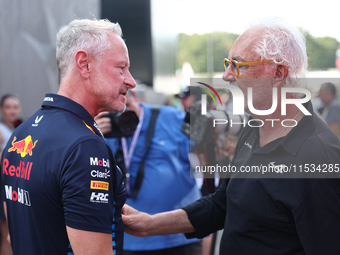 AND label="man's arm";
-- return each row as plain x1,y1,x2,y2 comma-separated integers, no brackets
122,205,194,237
123,179,229,238
67,227,114,255
3,201,10,244
61,139,117,254
3,201,7,220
